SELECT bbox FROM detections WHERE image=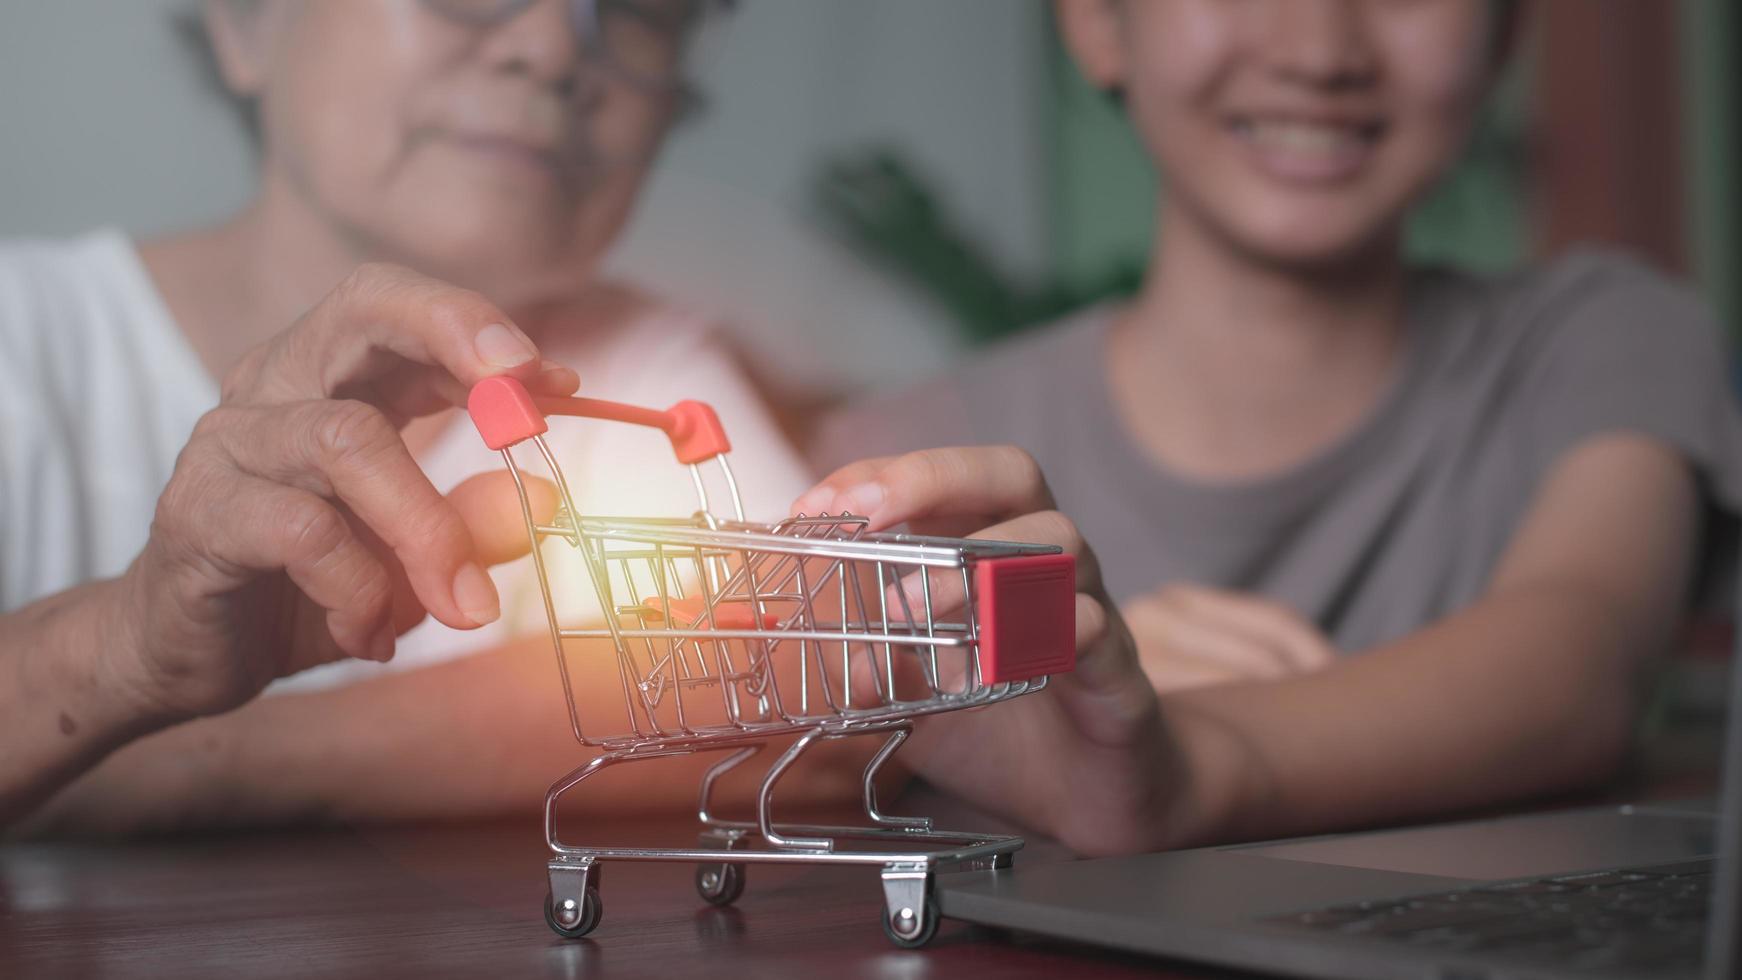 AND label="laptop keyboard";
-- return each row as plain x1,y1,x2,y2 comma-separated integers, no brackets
1266,859,1712,974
